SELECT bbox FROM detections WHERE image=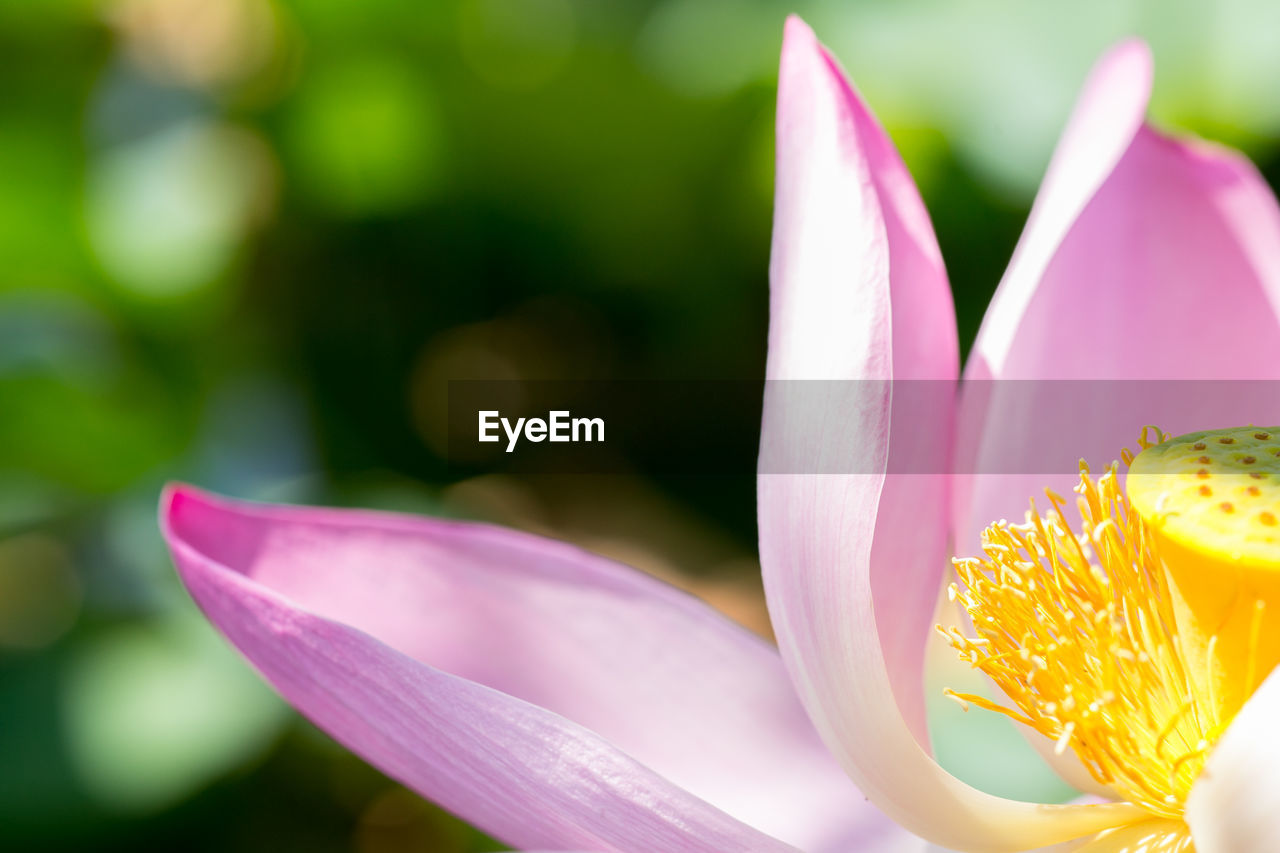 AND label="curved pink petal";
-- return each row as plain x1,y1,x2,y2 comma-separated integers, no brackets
758,16,1143,850
161,485,905,853
1185,665,1280,852
960,42,1280,557
764,11,958,748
